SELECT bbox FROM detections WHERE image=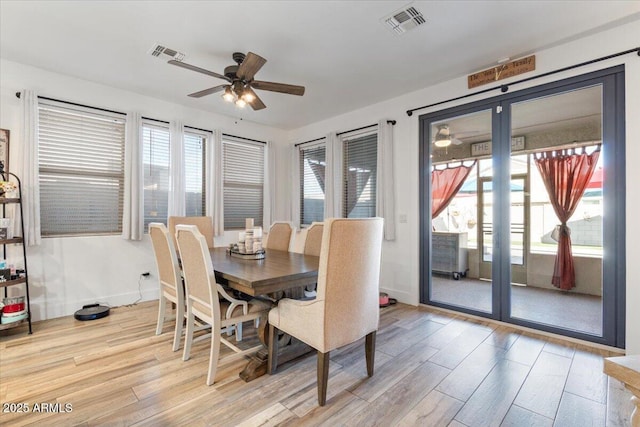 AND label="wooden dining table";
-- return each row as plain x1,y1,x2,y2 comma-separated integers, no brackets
210,247,320,381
